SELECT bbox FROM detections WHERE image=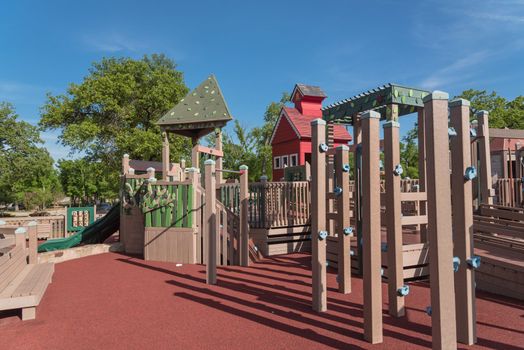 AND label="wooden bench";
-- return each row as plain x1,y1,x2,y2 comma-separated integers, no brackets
0,229,54,320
